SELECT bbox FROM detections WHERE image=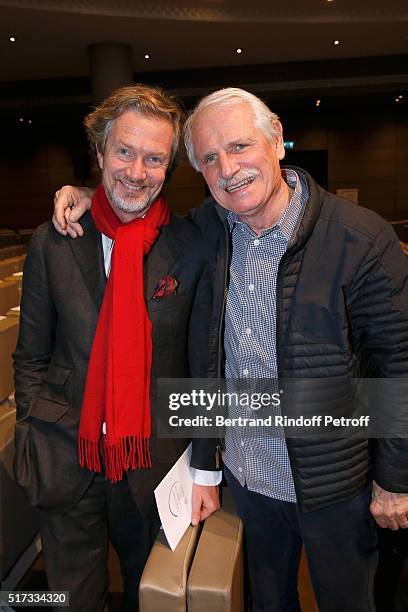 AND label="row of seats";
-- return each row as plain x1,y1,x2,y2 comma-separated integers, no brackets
0,280,20,318
0,255,25,282
0,255,24,328
0,230,33,249
0,317,19,404
0,245,26,262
